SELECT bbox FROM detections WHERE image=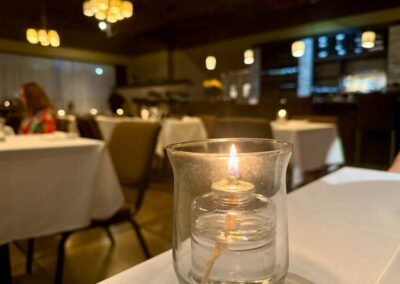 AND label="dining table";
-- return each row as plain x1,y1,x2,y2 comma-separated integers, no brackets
0,132,123,283
98,167,400,284
271,120,345,187
93,115,208,156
